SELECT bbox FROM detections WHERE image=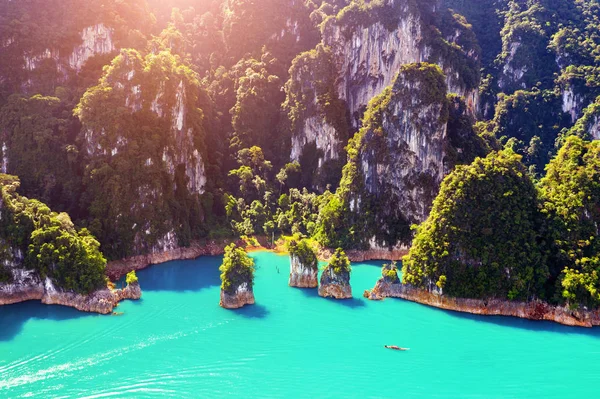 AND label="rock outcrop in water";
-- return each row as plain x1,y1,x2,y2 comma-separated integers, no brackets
219,244,256,309
220,283,256,309
318,249,351,299
287,239,318,288
0,270,141,314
